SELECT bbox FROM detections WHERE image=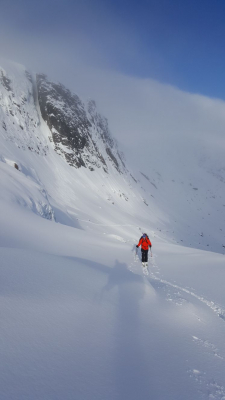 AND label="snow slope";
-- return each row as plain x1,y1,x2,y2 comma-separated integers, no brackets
1,60,225,400
1,195,225,400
